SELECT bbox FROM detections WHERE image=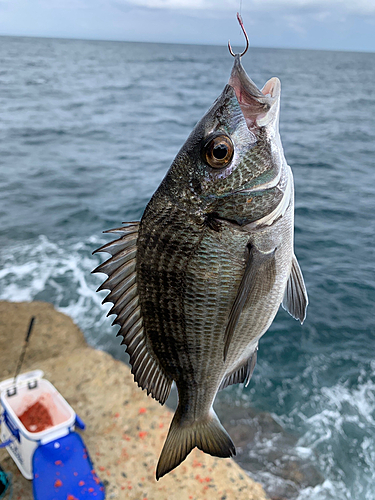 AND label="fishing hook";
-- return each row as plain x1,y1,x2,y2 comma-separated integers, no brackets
228,12,249,58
